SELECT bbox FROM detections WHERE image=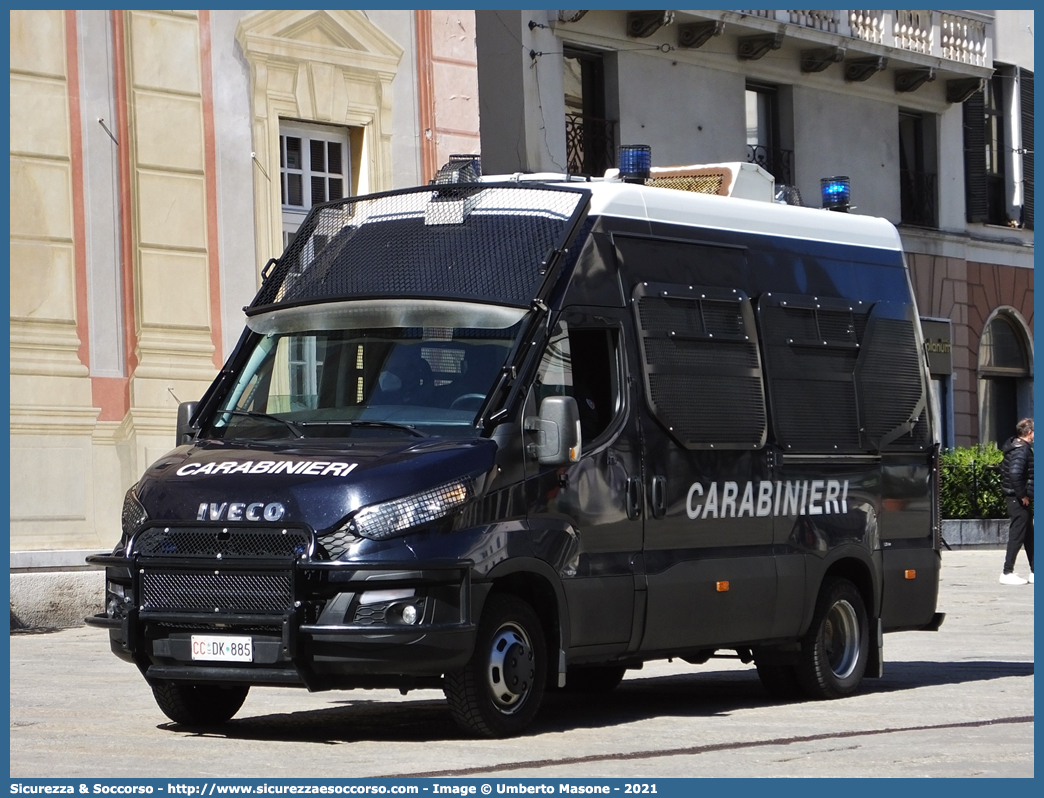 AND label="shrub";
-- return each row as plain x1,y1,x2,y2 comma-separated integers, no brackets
939,443,1006,519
